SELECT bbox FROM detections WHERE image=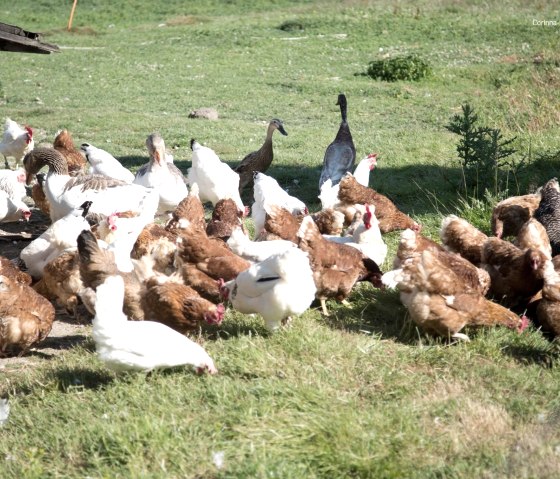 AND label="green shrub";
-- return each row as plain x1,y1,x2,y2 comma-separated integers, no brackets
445,103,523,196
366,54,431,82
